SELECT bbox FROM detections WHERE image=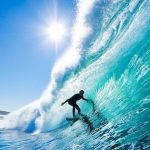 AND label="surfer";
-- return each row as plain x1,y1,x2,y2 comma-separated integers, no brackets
61,90,88,117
